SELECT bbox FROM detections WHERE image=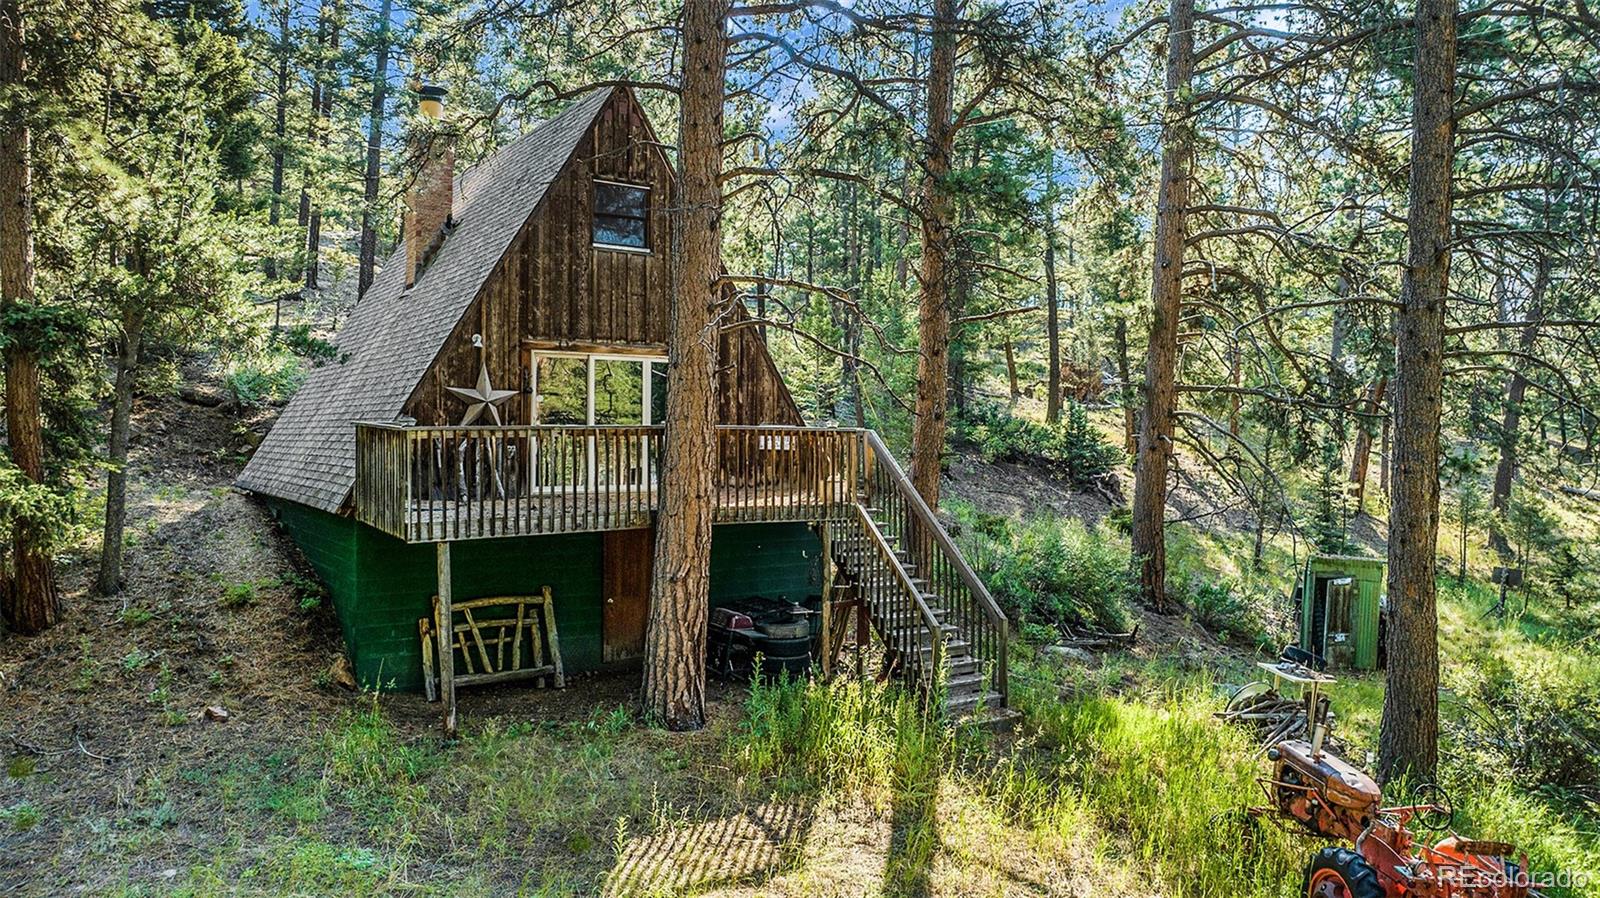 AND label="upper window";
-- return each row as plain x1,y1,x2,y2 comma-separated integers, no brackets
593,181,650,251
